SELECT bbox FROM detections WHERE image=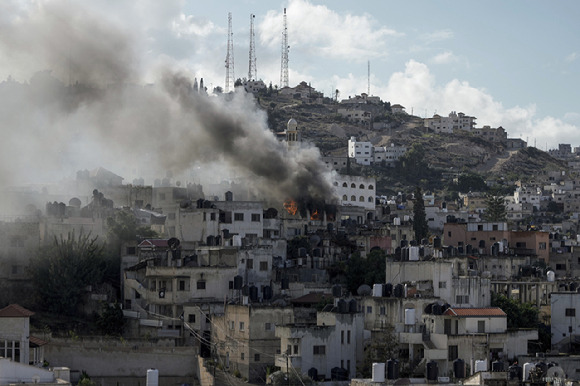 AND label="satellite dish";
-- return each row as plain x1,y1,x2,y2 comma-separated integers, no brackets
546,366,565,379
168,237,180,249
